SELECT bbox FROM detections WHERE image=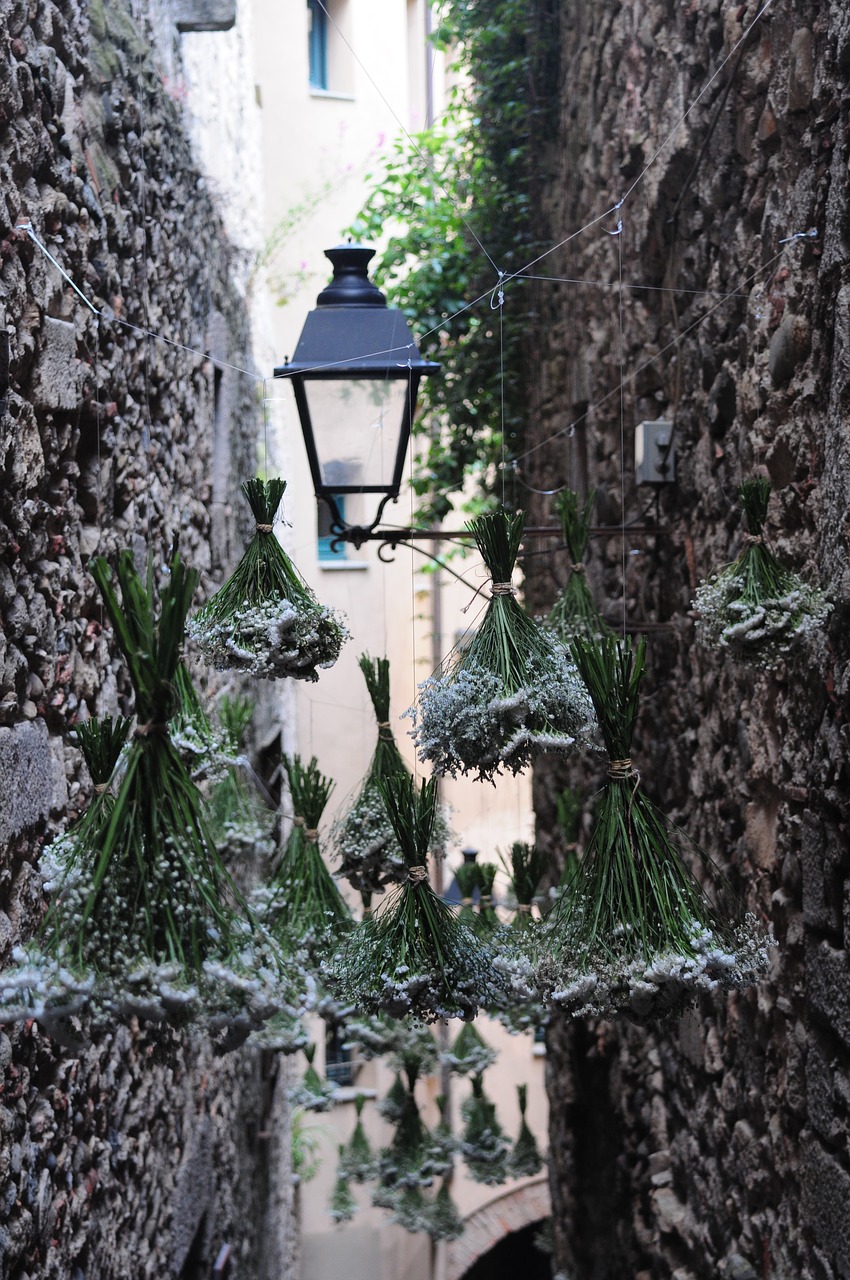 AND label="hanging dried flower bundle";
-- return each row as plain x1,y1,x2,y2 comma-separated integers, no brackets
376,1072,408,1124
31,714,132,913
332,776,504,1022
503,841,550,927
205,695,276,864
249,1002,310,1055
547,489,612,644
485,843,551,1035
339,1094,377,1183
426,1180,464,1241
341,1012,436,1065
253,754,351,957
507,1084,544,1178
429,1093,457,1171
373,1060,452,1204
440,1020,497,1077
408,511,594,781
329,1147,358,1224
288,1042,337,1111
333,655,445,894
460,1073,509,1185
454,862,480,929
693,478,831,667
0,551,290,1041
538,636,770,1021
187,477,347,680
62,713,132,858
476,861,500,934
169,662,232,782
